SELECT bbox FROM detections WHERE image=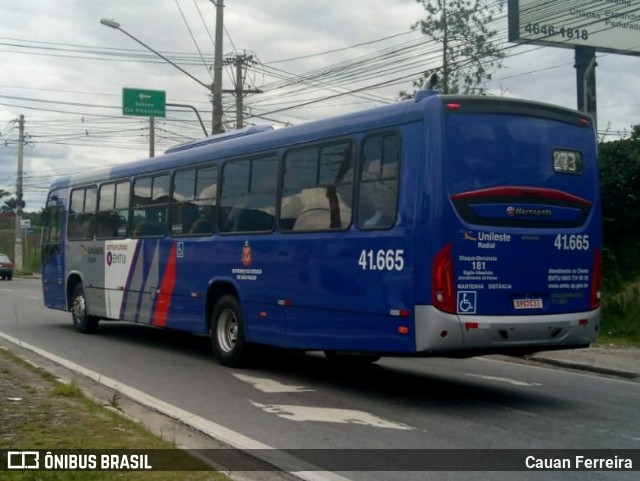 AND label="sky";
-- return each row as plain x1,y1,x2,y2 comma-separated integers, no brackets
0,0,639,211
